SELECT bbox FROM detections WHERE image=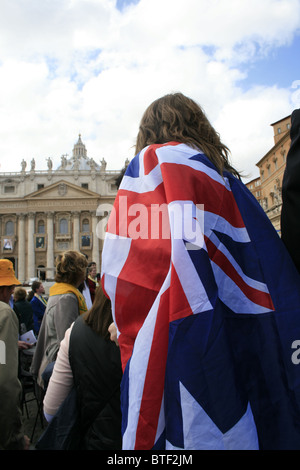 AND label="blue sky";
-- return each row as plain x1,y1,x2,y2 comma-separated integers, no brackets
0,0,299,181
116,0,140,10
240,34,300,90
